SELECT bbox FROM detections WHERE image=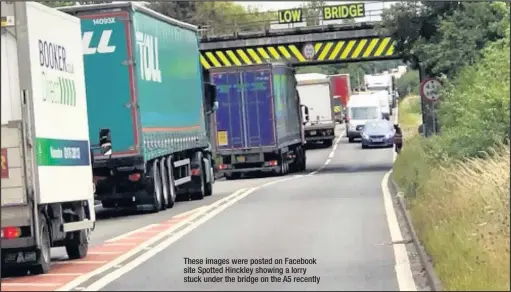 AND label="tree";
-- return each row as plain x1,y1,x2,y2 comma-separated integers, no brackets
381,1,509,78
